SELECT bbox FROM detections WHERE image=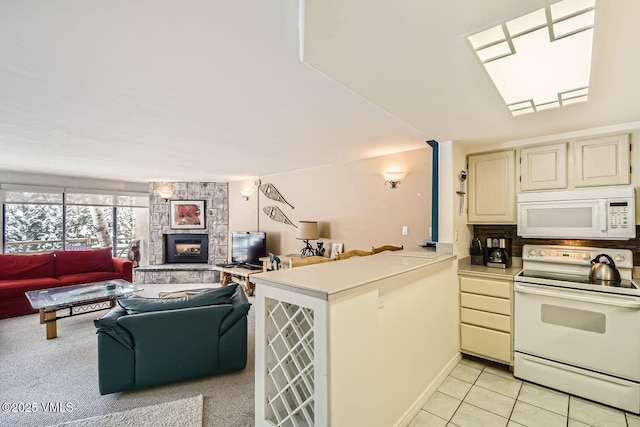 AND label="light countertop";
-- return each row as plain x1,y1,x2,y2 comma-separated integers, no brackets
457,256,522,279
251,250,456,299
